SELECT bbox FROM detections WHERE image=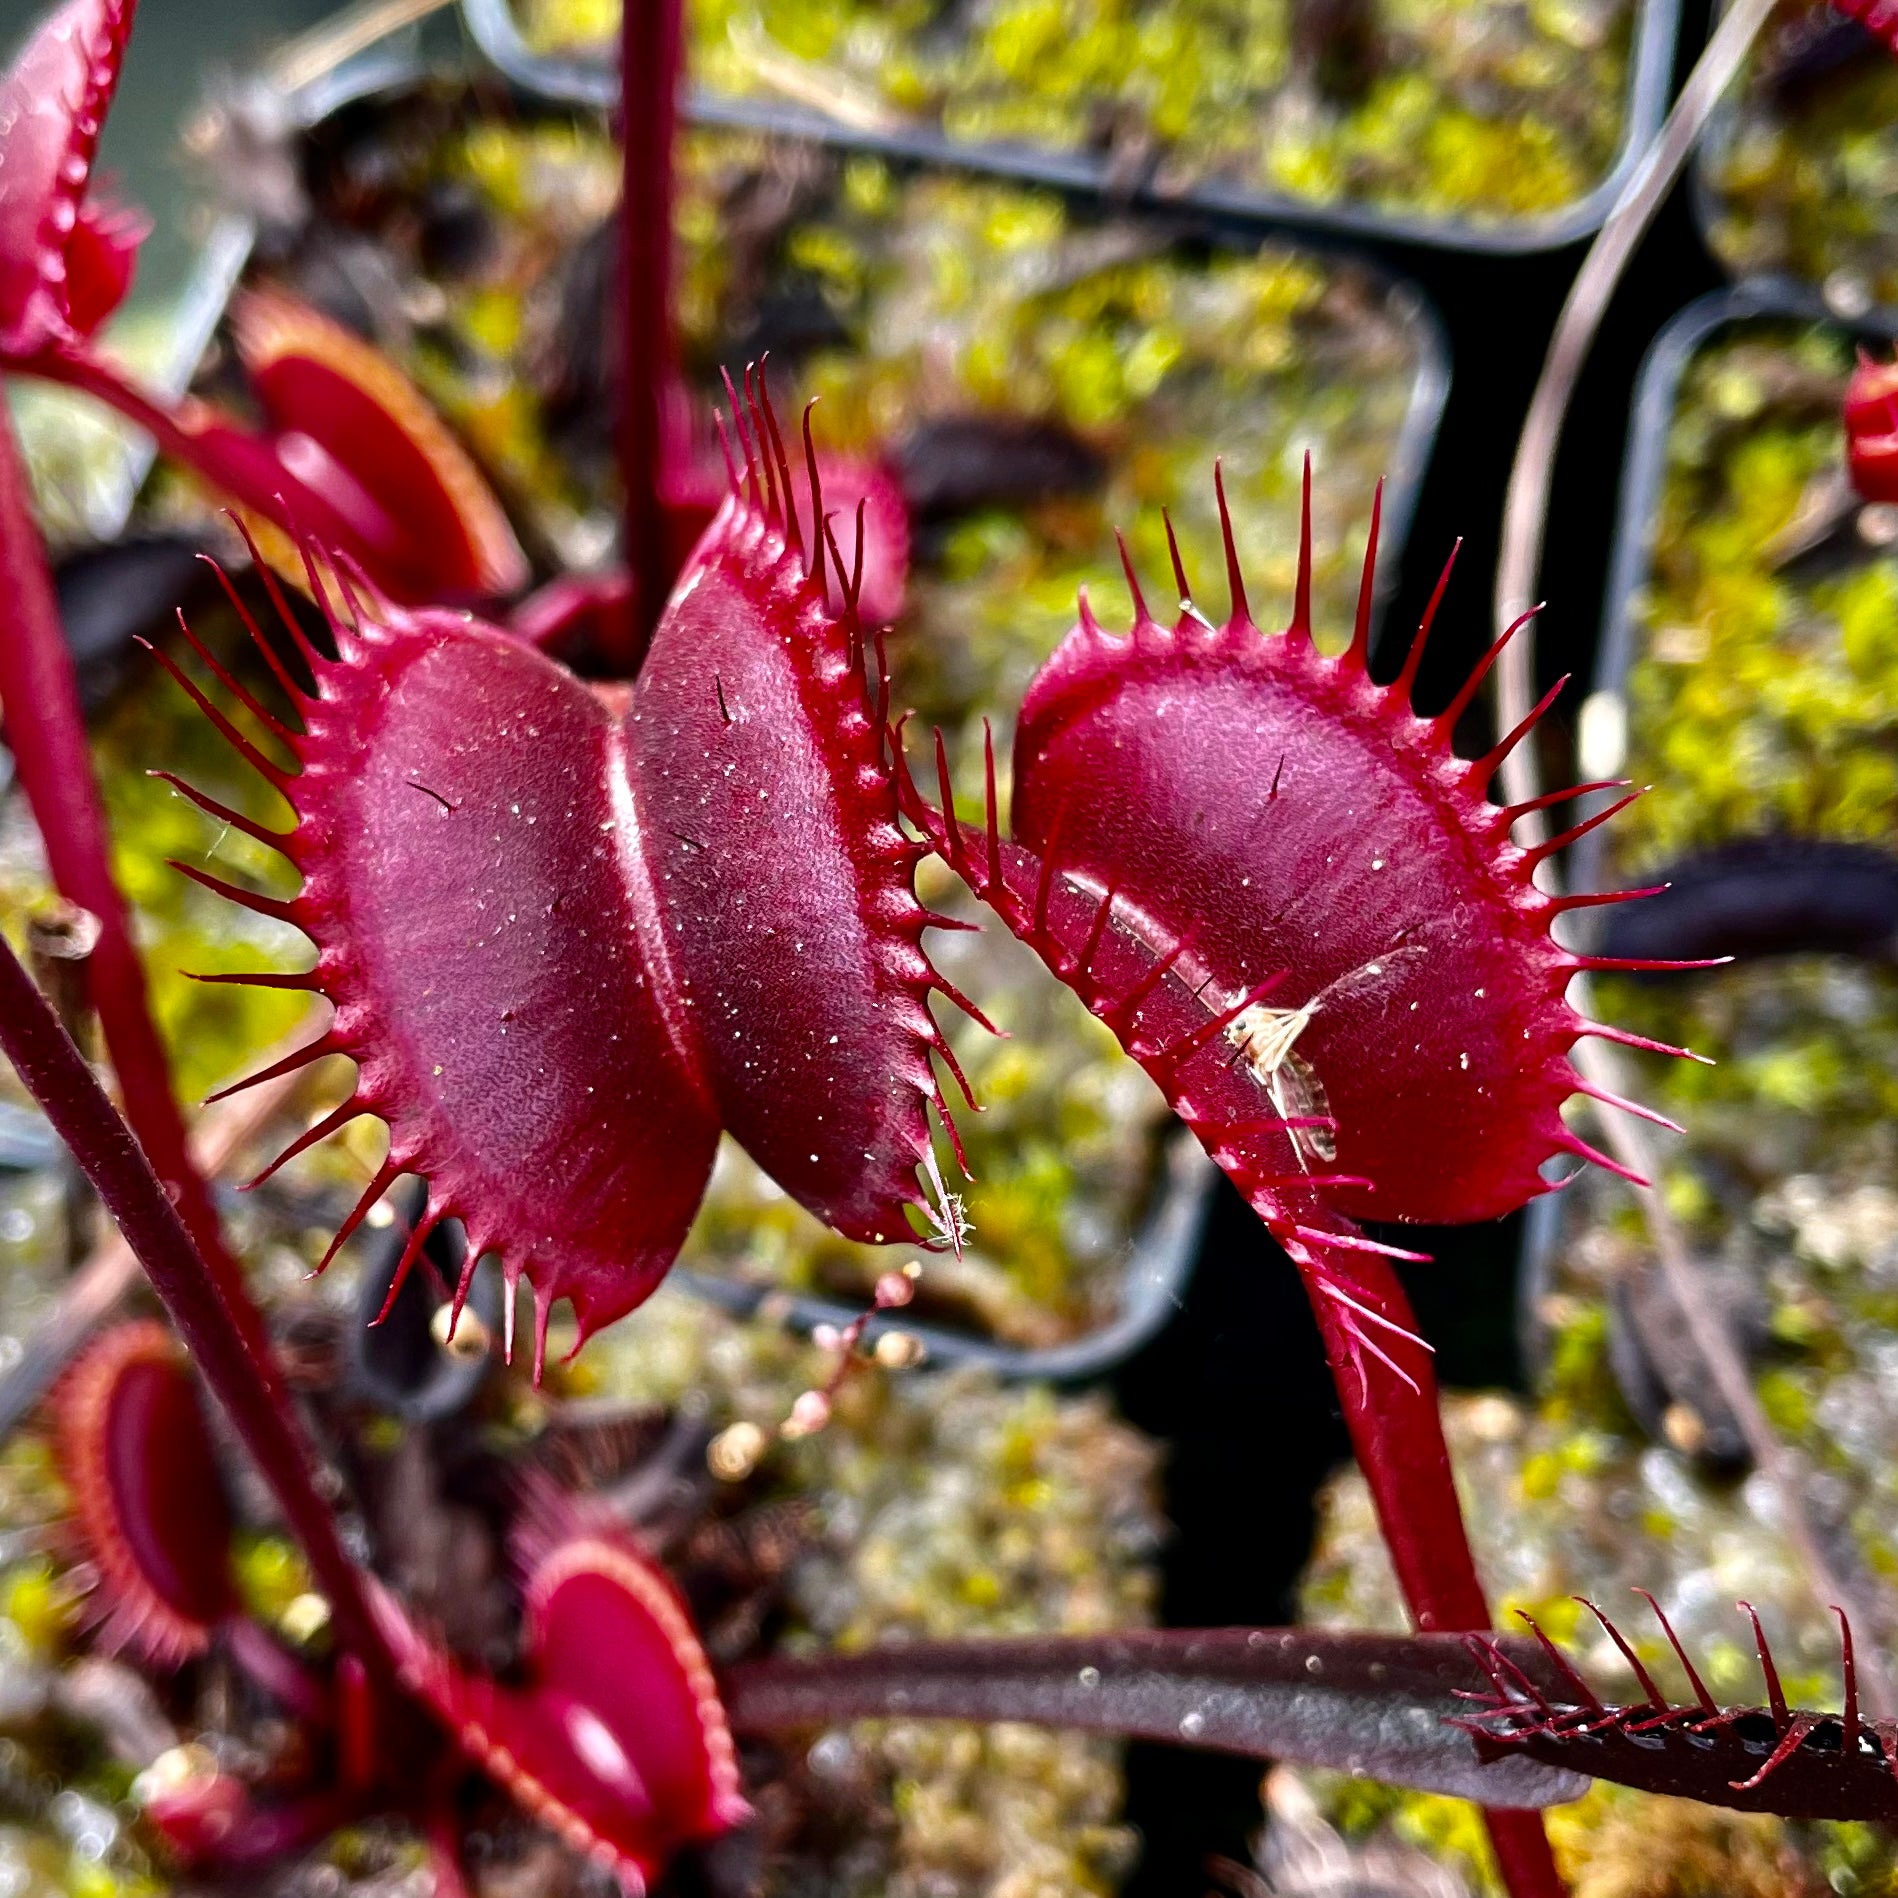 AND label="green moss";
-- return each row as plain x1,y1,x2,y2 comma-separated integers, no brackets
1615,329,1898,870
0,1566,73,1659
232,1534,314,1633
1319,1773,1498,1892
